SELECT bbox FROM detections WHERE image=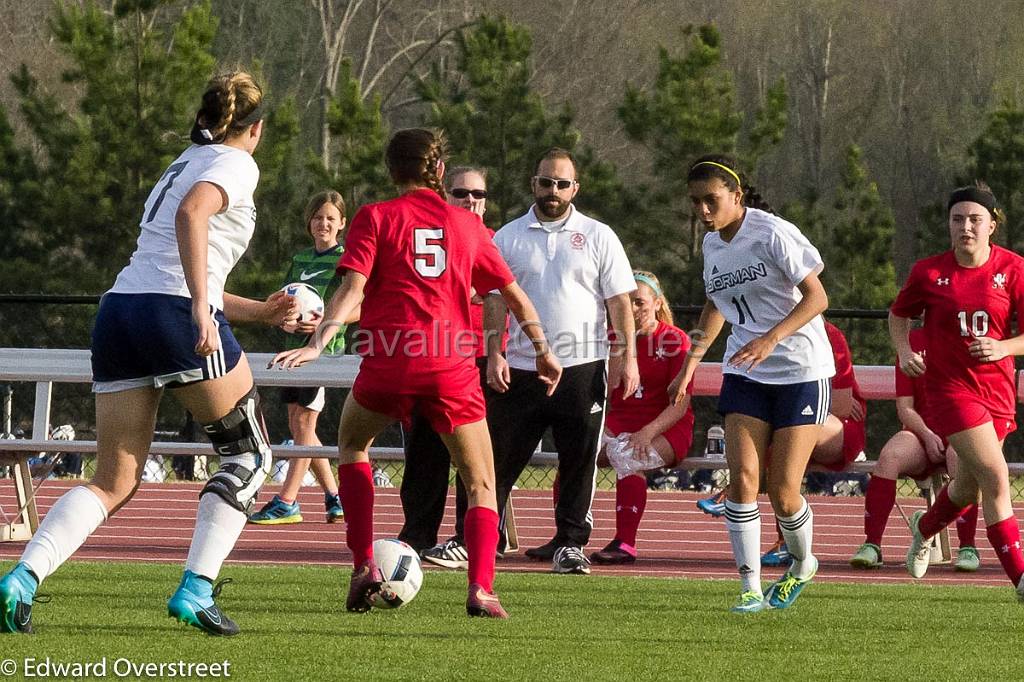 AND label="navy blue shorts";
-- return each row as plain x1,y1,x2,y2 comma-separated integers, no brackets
717,373,831,429
91,293,242,393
